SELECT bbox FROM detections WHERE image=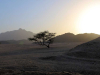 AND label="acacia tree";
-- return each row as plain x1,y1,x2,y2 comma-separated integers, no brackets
28,31,56,48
